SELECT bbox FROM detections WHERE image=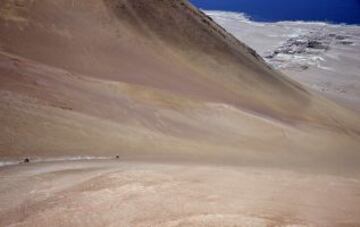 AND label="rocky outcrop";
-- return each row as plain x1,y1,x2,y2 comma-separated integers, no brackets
265,31,355,70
